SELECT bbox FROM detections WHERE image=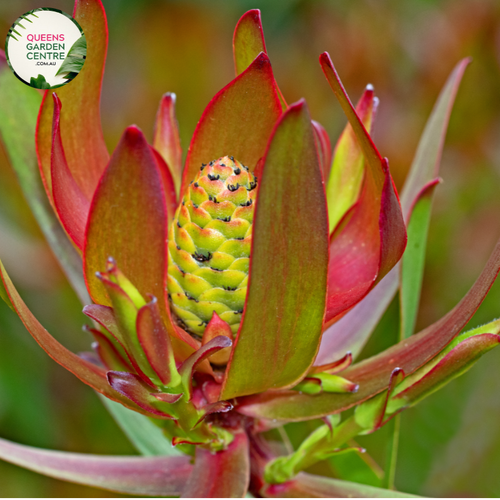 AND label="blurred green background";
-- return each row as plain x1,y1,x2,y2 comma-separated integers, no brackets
1,0,500,496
